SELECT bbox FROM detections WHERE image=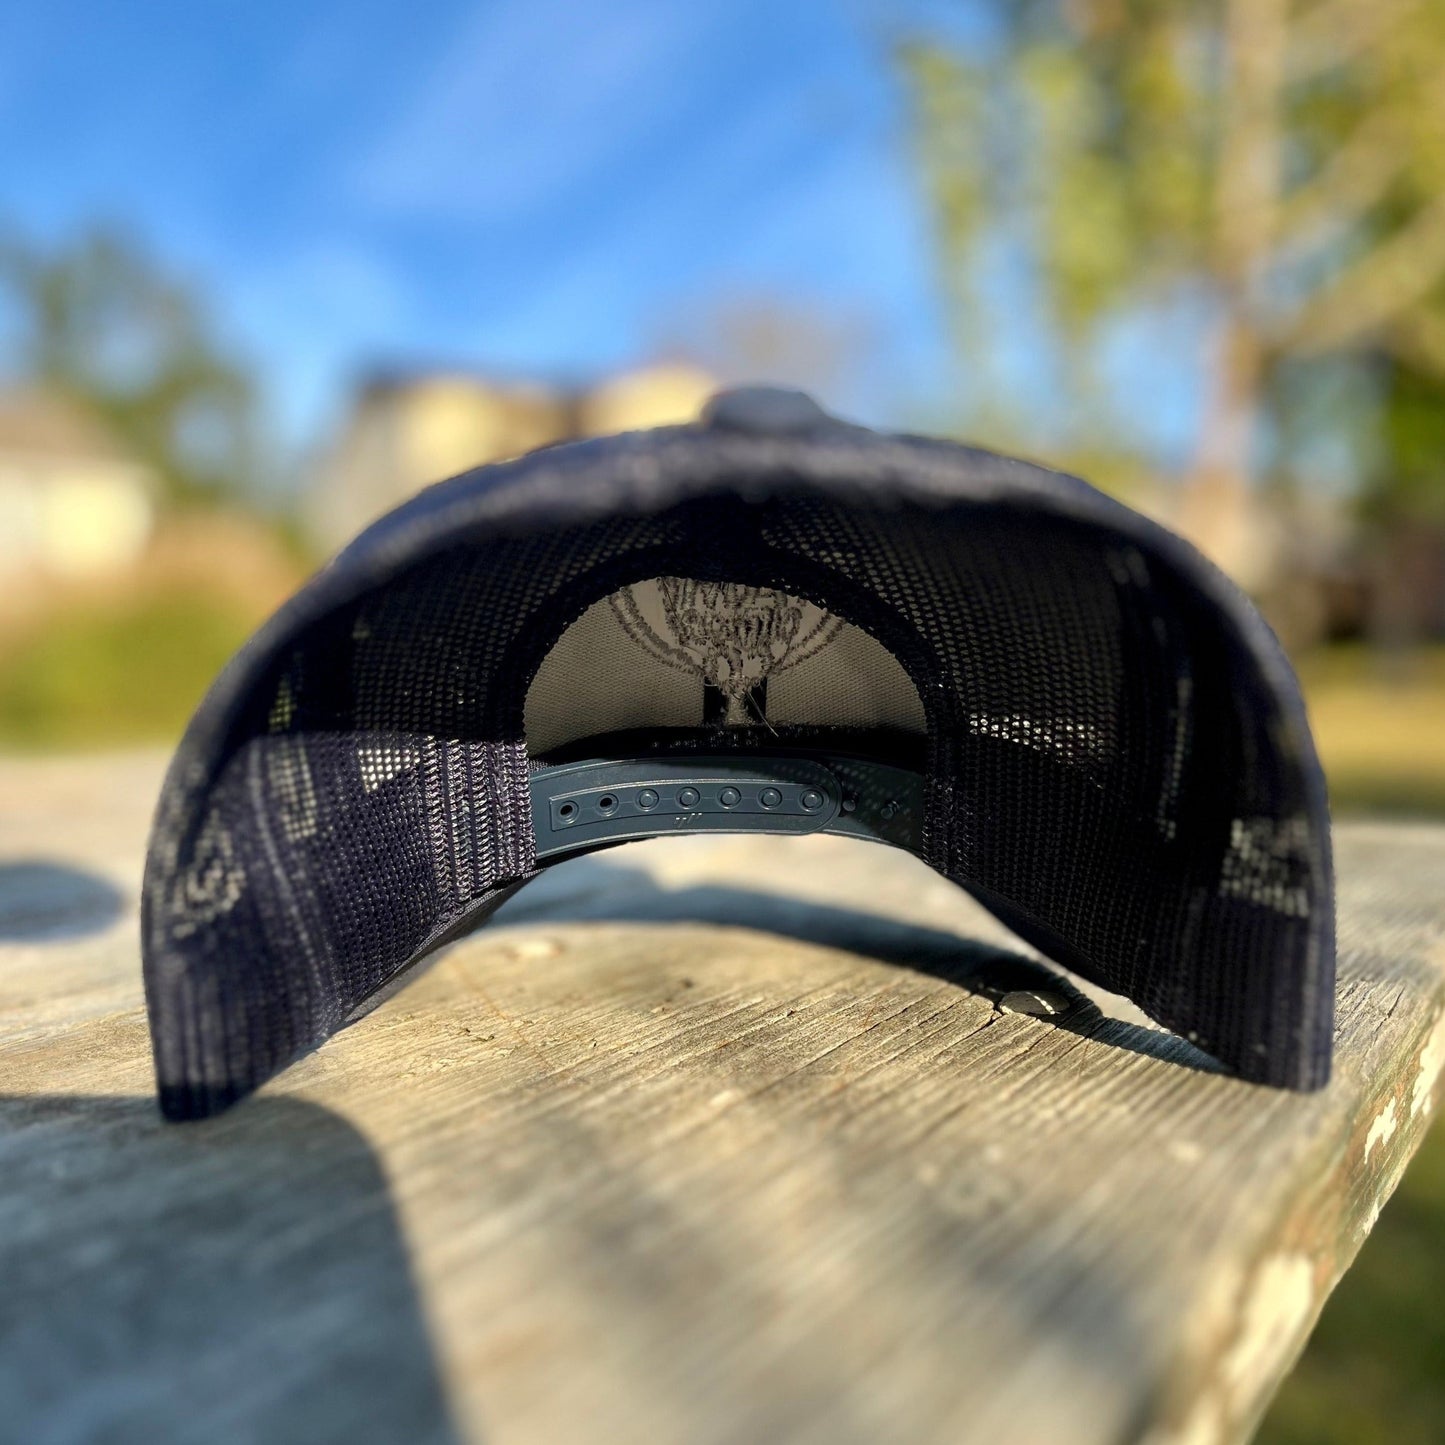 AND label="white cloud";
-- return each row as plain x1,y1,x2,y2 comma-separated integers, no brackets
351,0,725,221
